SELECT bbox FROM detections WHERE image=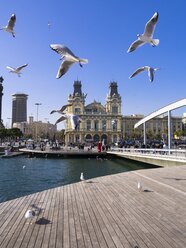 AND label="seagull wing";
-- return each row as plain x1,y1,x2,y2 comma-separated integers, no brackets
129,66,147,78
7,14,16,30
16,64,28,72
71,115,81,130
56,60,74,78
55,115,67,125
144,12,159,37
6,66,15,71
50,44,76,58
50,110,57,114
59,104,72,112
127,39,145,53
